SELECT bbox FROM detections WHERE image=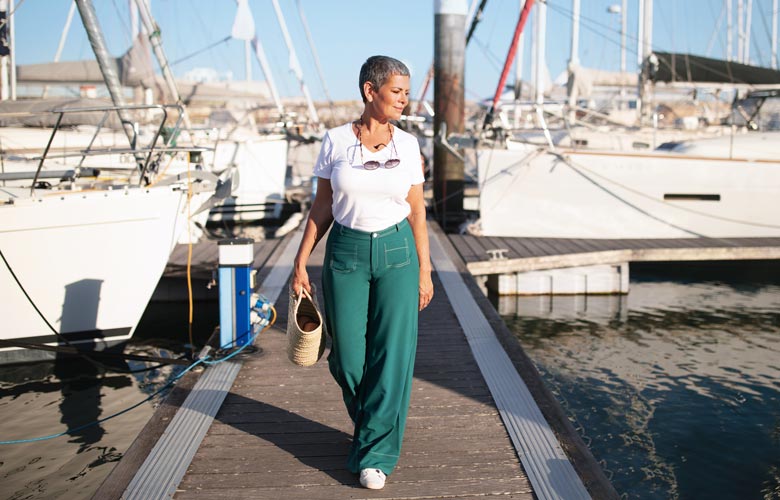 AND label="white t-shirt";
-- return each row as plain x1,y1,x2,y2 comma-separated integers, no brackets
313,122,424,232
